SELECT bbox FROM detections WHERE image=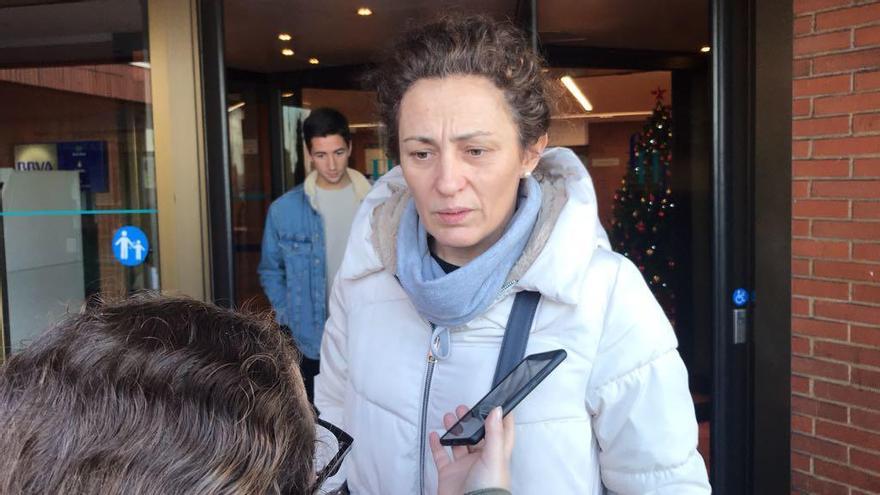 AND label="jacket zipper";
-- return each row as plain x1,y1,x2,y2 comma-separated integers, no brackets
418,325,437,494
